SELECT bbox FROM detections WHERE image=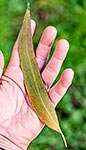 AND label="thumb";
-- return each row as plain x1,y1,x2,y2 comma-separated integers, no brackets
0,50,4,78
